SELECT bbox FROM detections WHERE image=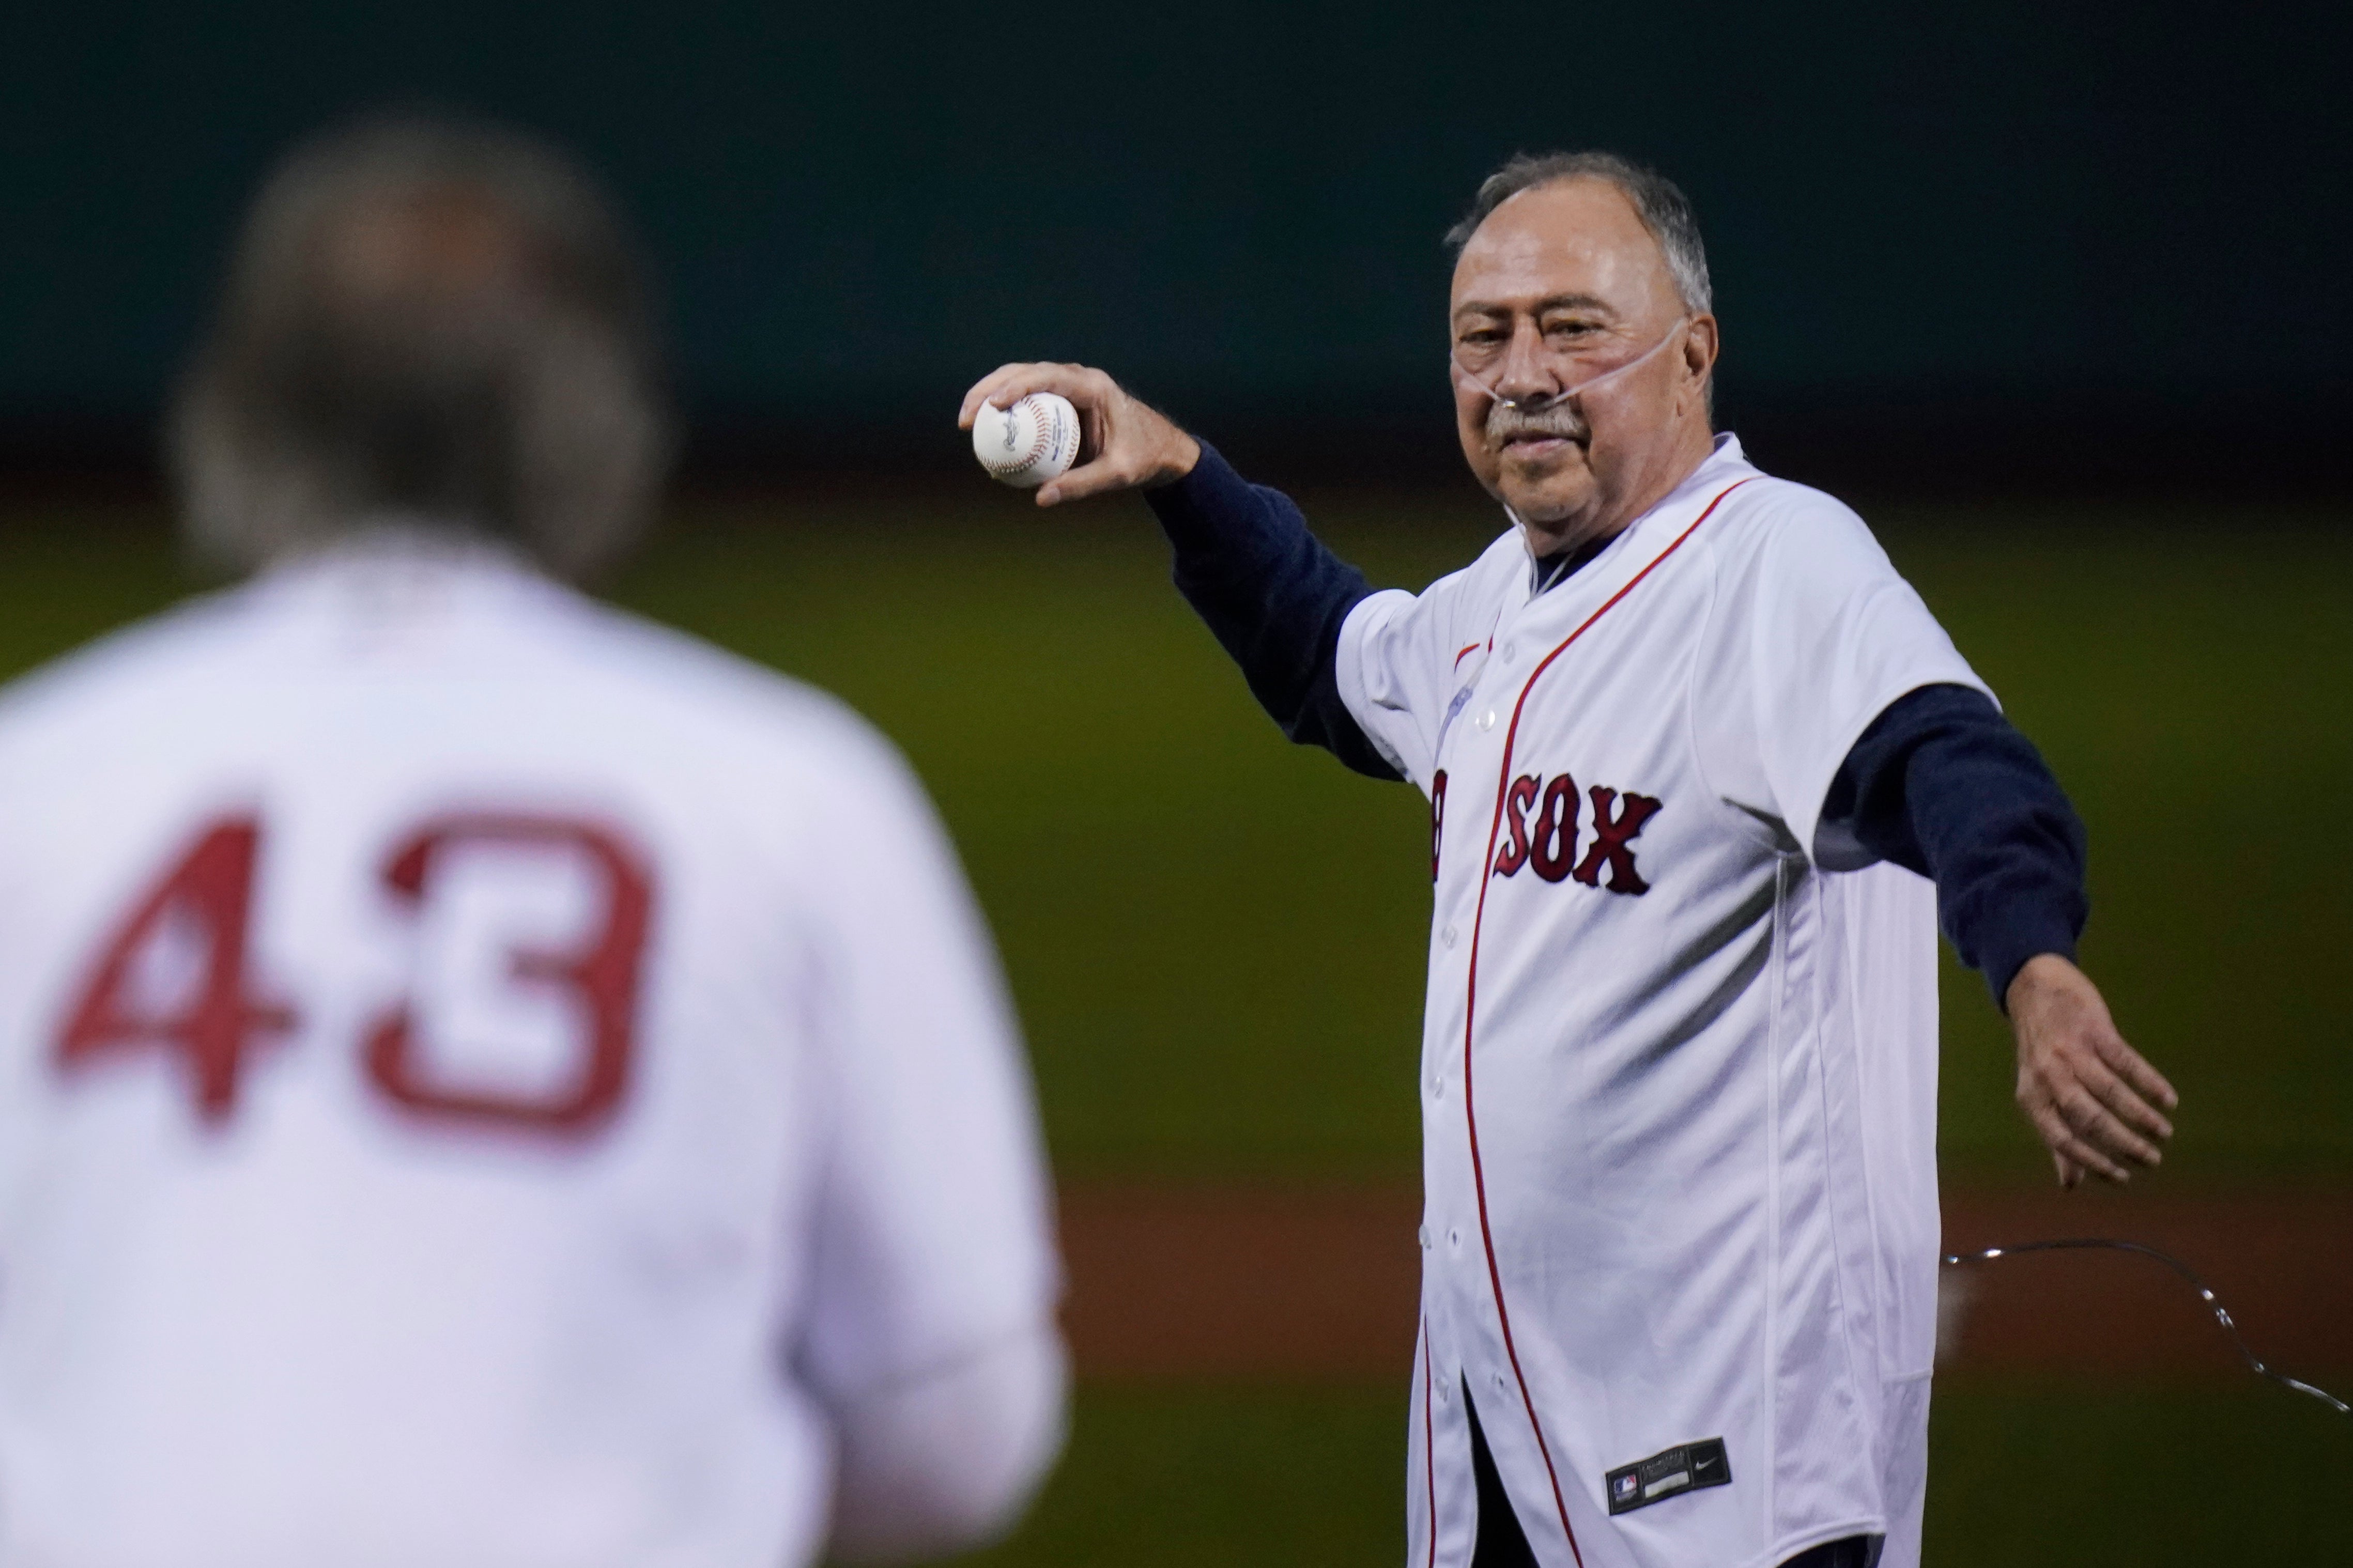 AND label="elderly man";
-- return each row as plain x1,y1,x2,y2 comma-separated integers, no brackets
959,152,2177,1568
0,117,1063,1567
